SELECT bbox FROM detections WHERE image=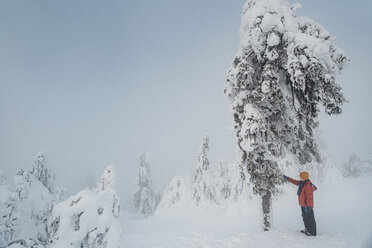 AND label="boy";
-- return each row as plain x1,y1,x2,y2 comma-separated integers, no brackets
283,171,317,236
